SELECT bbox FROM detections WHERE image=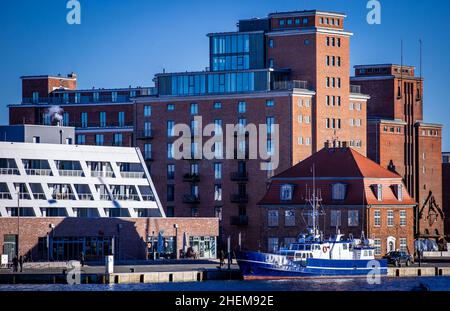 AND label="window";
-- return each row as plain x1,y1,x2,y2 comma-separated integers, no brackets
298,115,303,123
268,210,279,227
95,134,104,146
331,210,341,227
113,133,123,146
337,38,341,47
63,93,69,103
71,92,80,104
81,112,88,128
266,116,275,134
279,19,285,26
387,210,394,227
268,58,274,68
111,91,118,102
303,18,308,24
348,210,359,227
77,135,86,145
214,207,223,221
332,183,346,200
304,116,310,124
93,92,99,102
400,210,406,226
214,184,222,201
349,103,354,110
374,239,382,256
130,90,136,98
62,112,69,126
167,164,175,180
191,207,199,217
167,185,175,201
99,112,106,127
287,19,292,25
280,184,294,201
298,137,303,145
167,143,174,159
396,184,403,201
166,206,175,217
214,102,222,109
305,137,310,145
167,120,175,137
144,122,152,137
374,210,381,226
214,163,222,179
238,101,246,114
167,103,175,111
144,143,152,160
269,39,274,48
266,100,274,107
190,103,198,115
285,210,295,227
32,91,39,103
400,238,407,252
118,111,125,127
144,105,151,117
268,237,279,252
304,99,310,107
374,184,383,201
